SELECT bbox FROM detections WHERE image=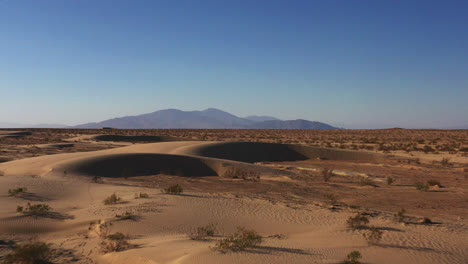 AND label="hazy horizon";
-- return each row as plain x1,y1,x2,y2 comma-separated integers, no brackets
1,1,467,129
